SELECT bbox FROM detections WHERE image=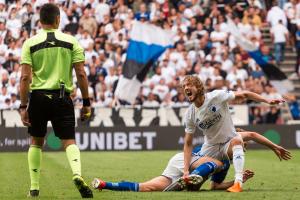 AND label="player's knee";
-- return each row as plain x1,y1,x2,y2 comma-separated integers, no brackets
231,137,243,146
